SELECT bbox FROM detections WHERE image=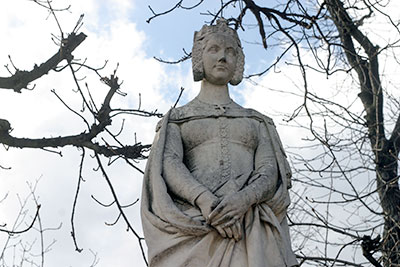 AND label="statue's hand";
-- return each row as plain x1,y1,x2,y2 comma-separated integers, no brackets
214,220,243,241
208,192,252,230
195,191,220,220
